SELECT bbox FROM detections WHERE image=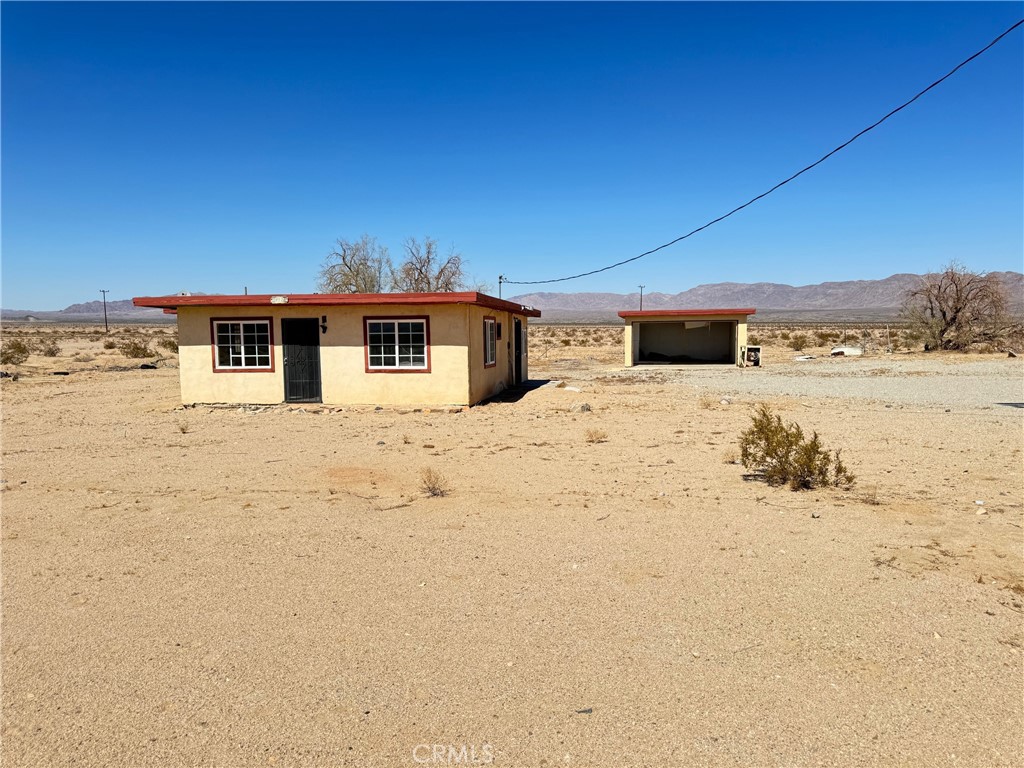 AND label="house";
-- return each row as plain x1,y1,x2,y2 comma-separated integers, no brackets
132,292,541,406
618,308,756,367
